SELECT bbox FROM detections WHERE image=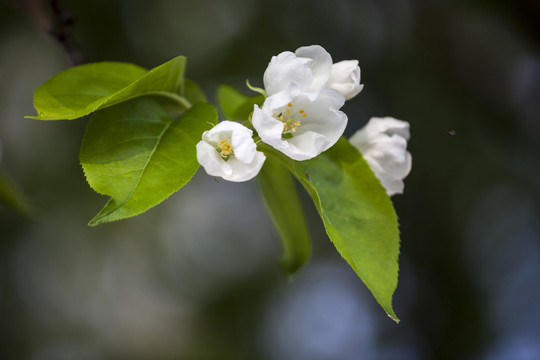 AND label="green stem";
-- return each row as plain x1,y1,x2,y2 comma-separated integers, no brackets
147,91,192,109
